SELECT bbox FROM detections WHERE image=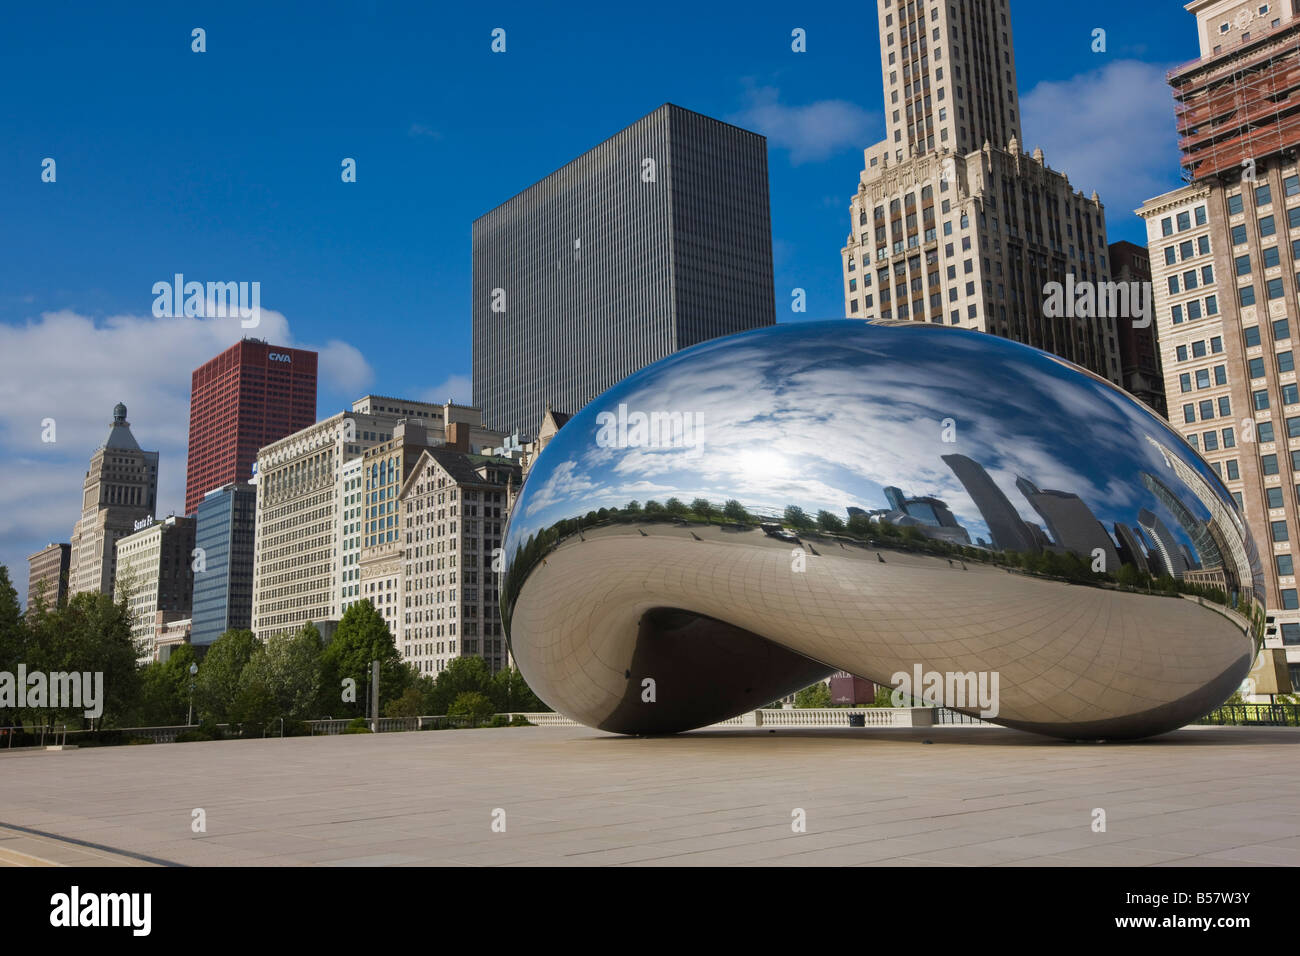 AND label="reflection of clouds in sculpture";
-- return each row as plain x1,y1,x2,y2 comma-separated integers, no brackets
516,322,1234,562
522,326,1172,555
